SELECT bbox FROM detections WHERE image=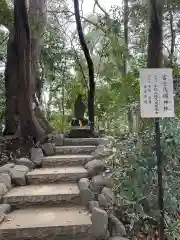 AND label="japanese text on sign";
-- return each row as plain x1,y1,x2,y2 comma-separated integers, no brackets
140,69,174,118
